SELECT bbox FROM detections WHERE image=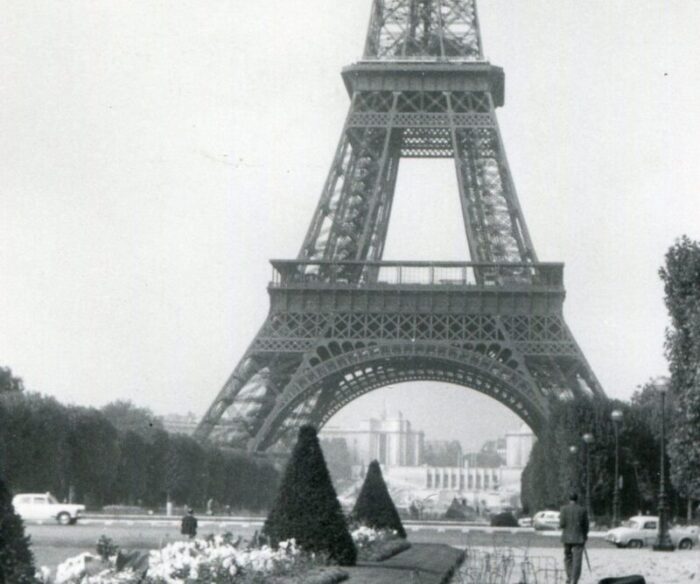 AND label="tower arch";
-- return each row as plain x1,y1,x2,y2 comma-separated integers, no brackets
251,341,545,452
